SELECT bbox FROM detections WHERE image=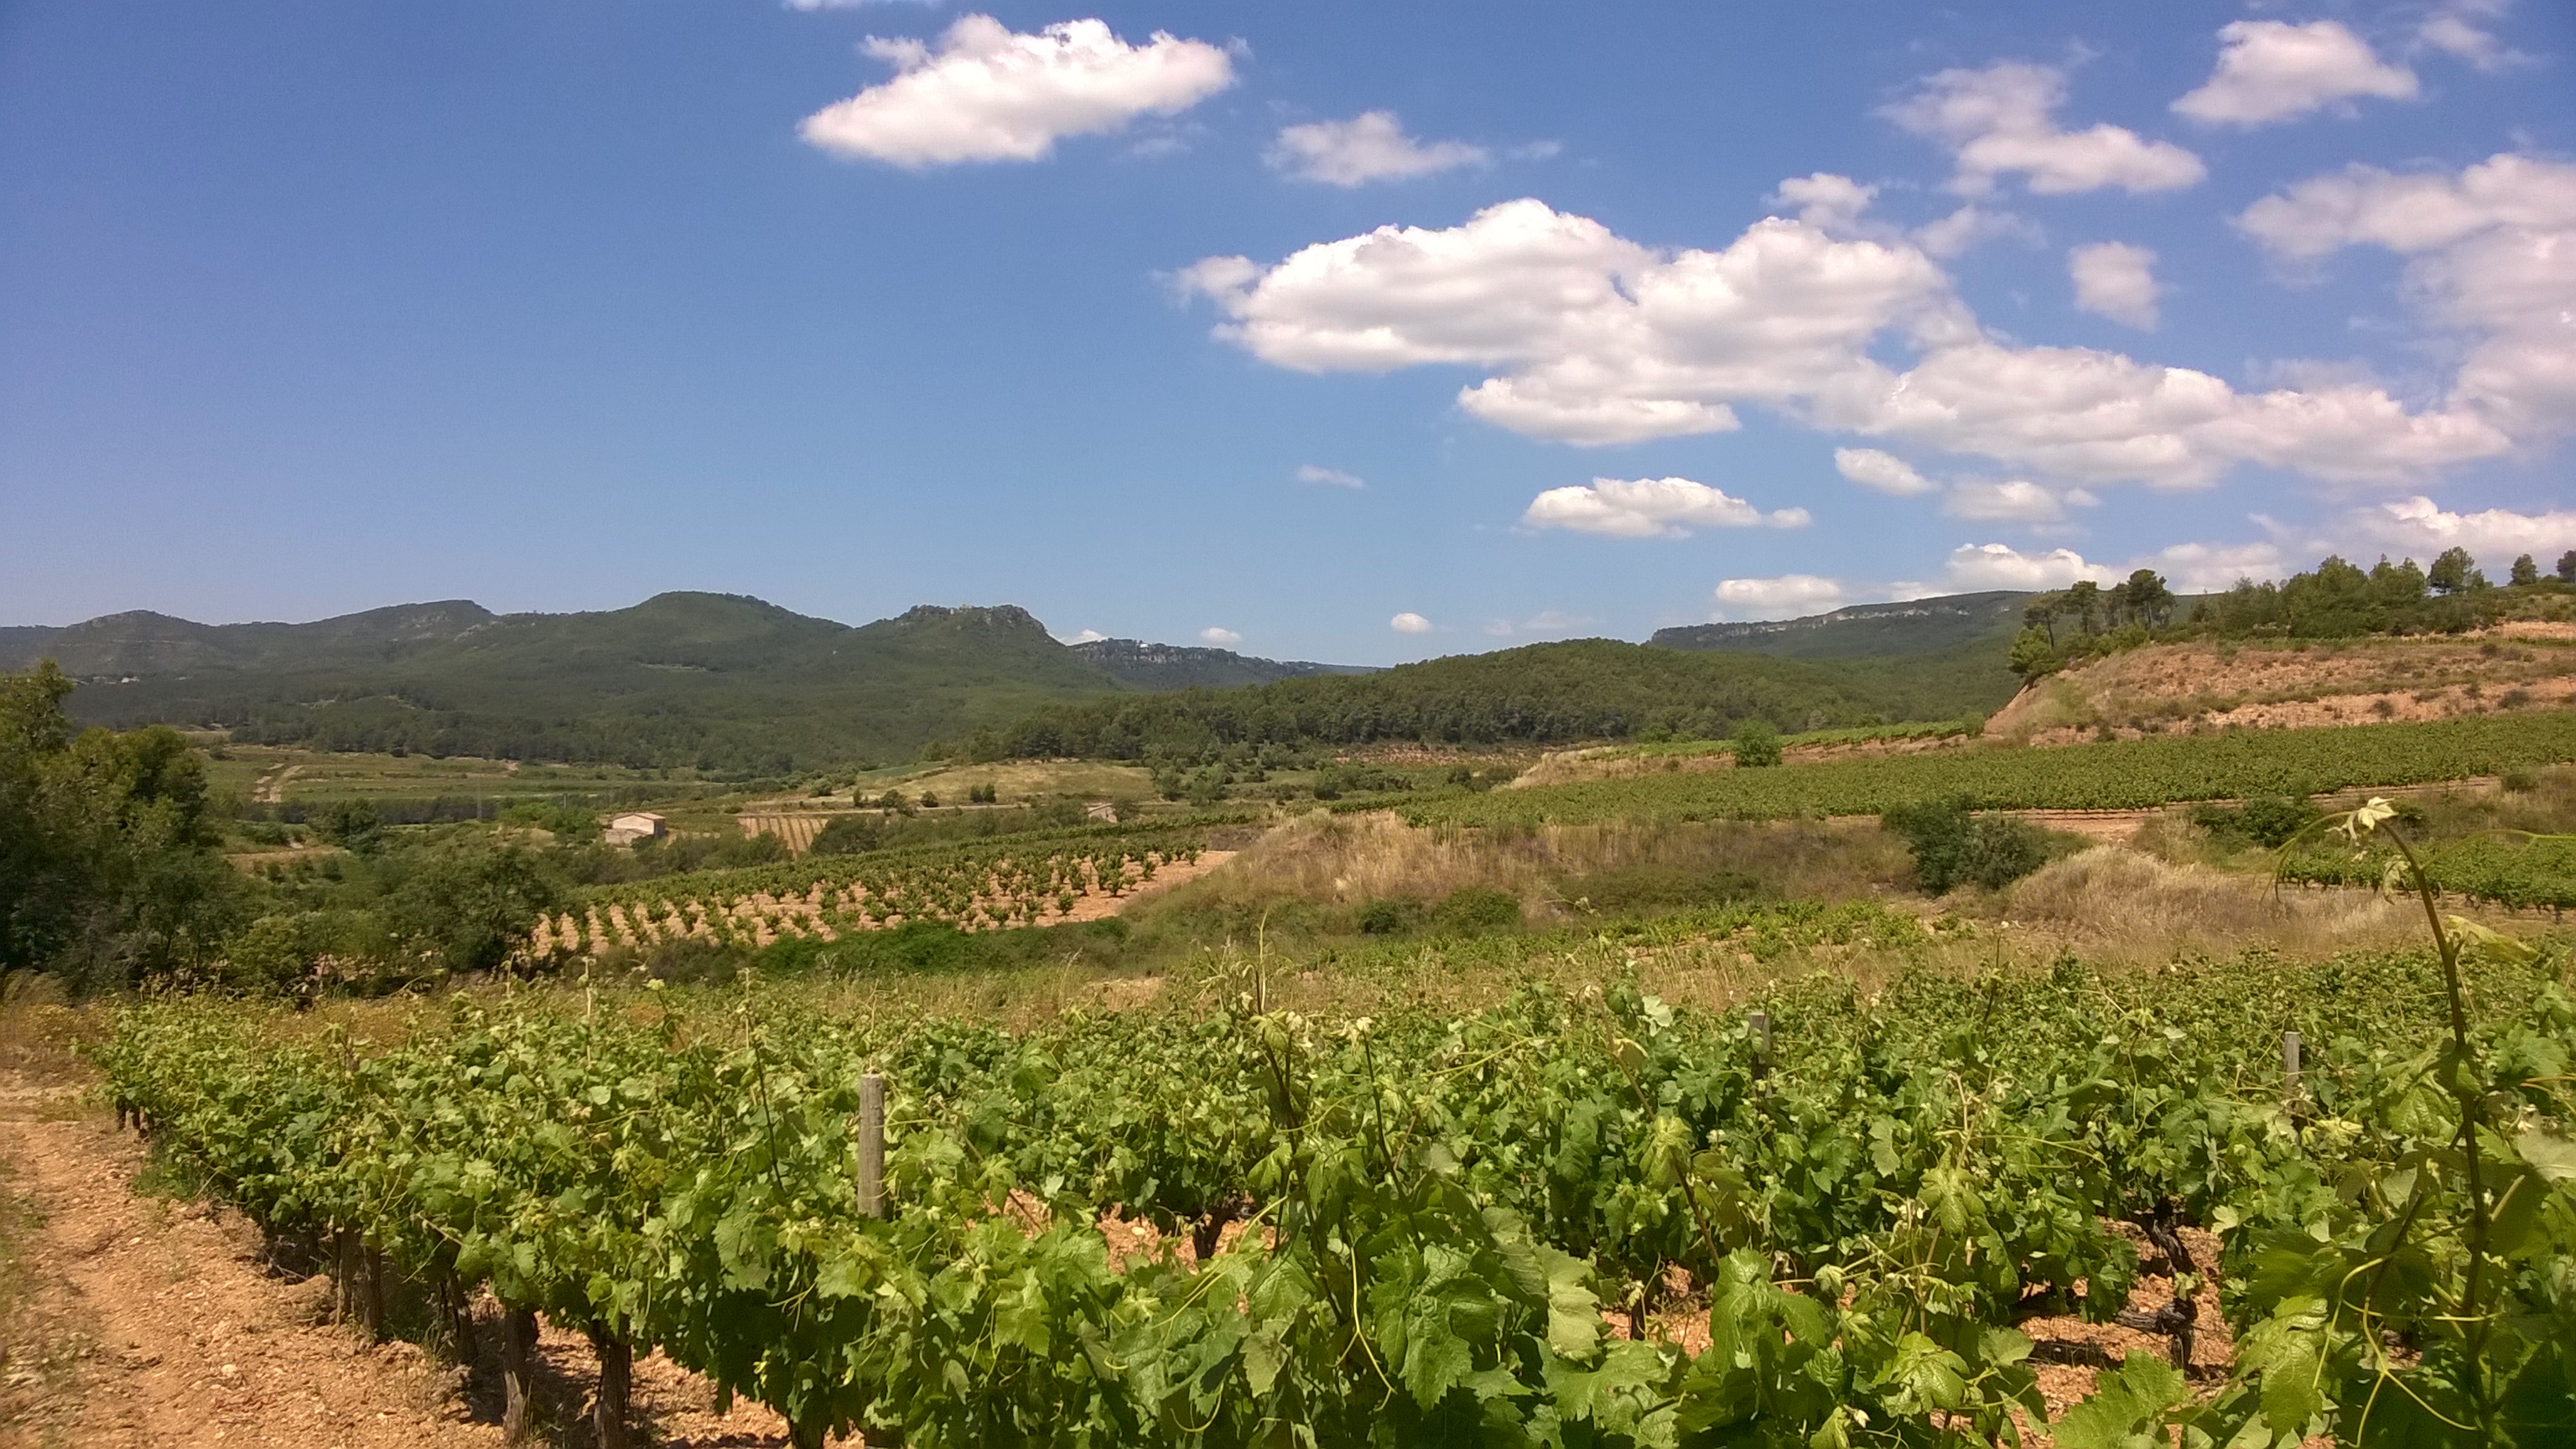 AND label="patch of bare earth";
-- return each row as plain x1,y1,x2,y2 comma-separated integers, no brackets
1989,635,2576,745
0,1071,810,1449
